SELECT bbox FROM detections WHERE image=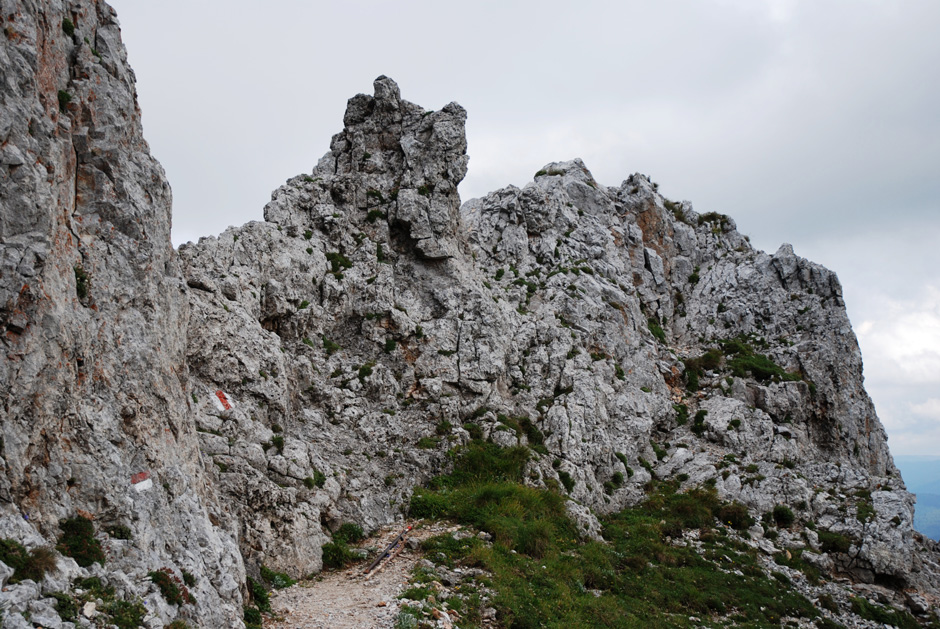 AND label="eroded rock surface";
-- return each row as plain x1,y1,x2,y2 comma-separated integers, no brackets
180,76,936,611
0,2,242,626
2,4,940,627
